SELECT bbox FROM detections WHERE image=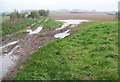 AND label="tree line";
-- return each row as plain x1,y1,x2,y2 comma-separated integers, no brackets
10,10,49,20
